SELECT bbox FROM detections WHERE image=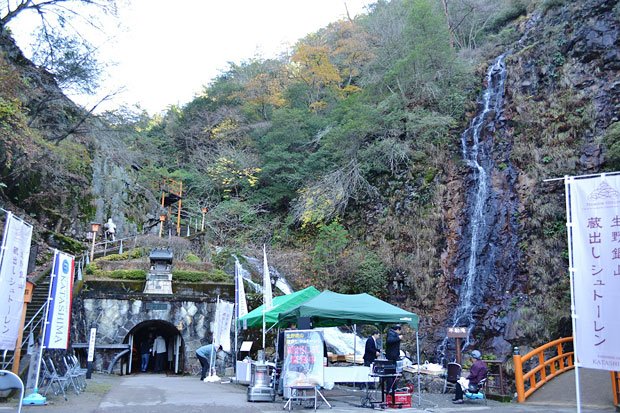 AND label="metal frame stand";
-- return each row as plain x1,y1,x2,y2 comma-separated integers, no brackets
283,385,332,411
